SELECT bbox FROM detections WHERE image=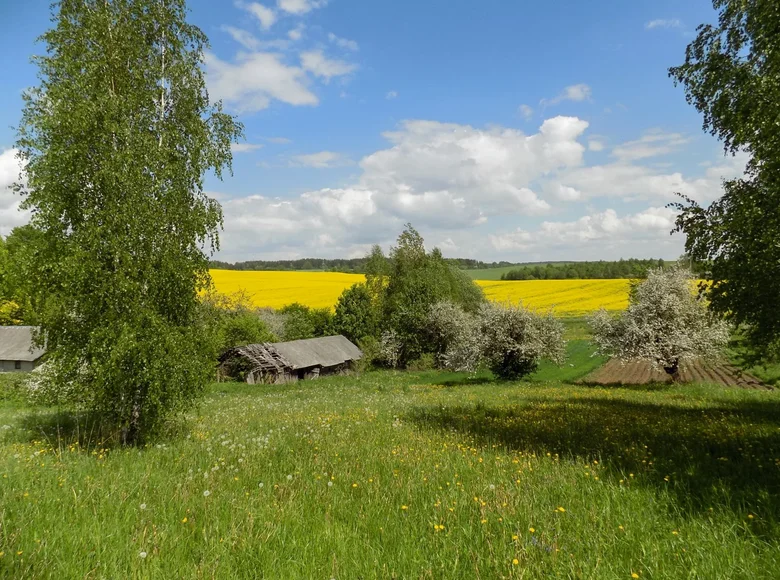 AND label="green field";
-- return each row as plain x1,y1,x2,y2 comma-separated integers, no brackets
2,348,779,579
